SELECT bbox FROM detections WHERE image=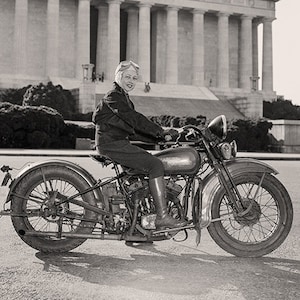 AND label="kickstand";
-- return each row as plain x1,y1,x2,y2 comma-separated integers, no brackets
57,217,63,239
195,223,201,246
